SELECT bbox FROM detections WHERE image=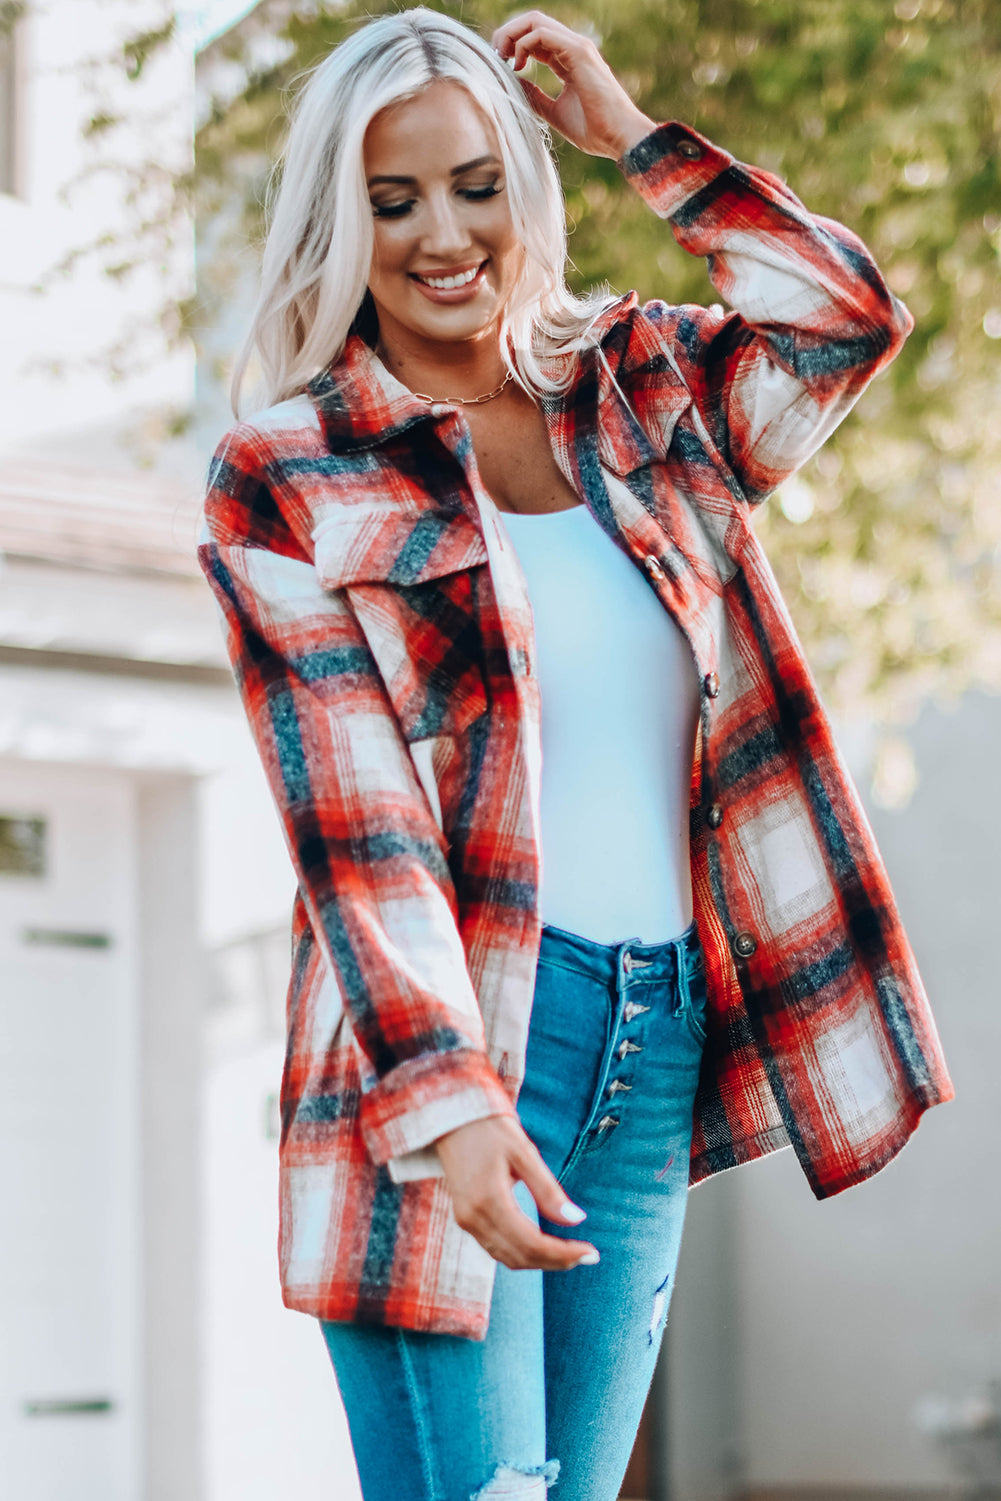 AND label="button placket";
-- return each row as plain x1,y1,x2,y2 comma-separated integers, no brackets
592,948,658,1131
